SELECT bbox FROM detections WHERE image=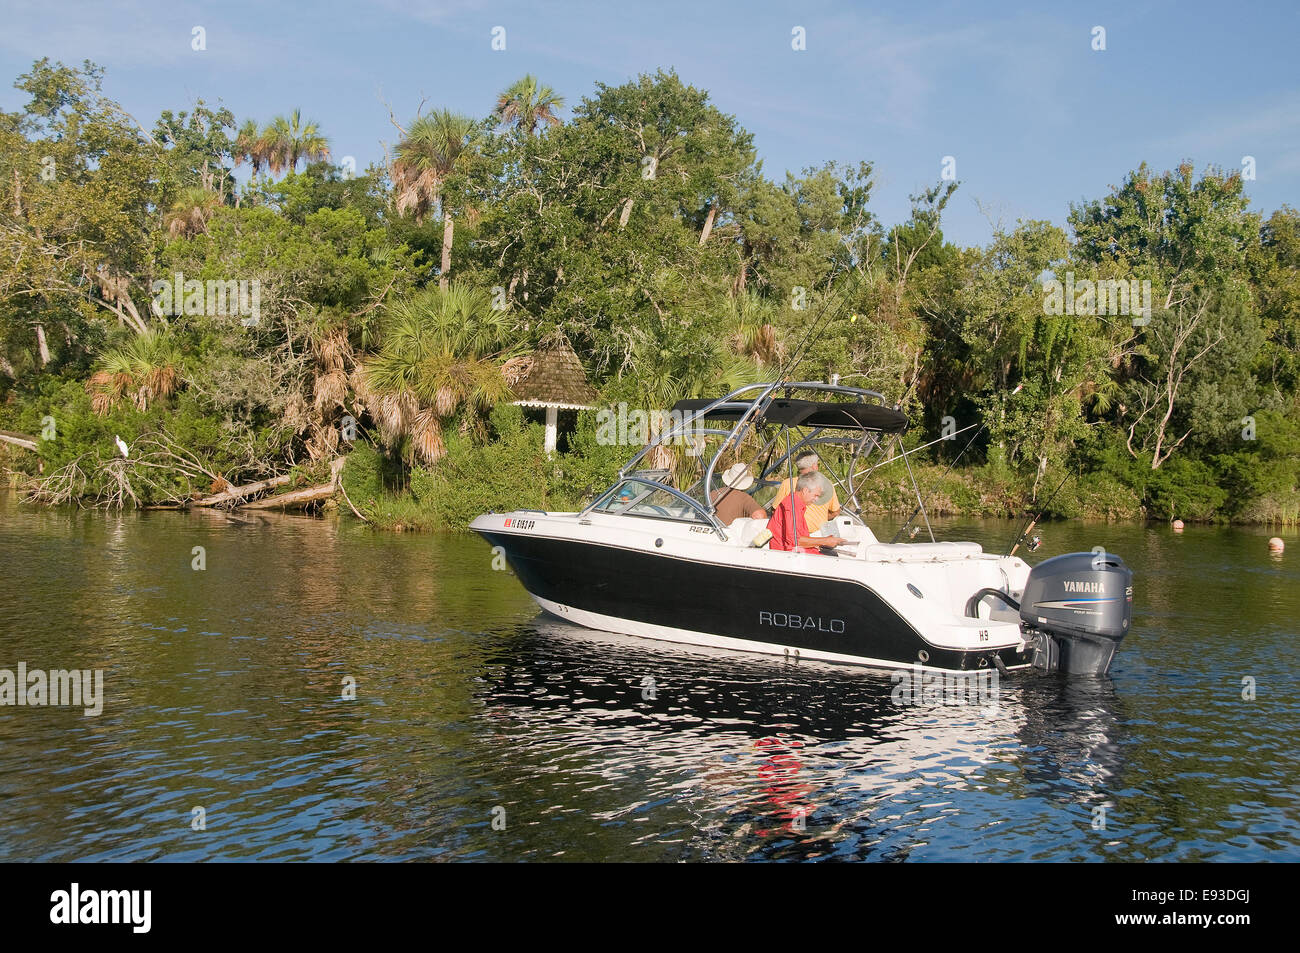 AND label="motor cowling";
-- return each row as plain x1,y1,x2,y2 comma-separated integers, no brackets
1020,551,1133,676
